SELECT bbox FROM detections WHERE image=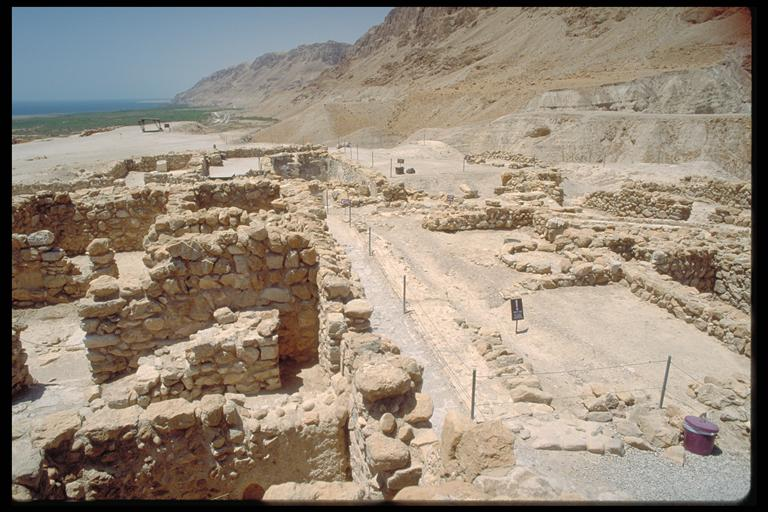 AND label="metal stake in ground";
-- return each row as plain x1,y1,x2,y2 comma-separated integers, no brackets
368,227,372,256
390,158,393,177
371,151,374,168
659,355,672,408
356,145,359,161
463,157,466,173
348,204,352,224
471,369,477,420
